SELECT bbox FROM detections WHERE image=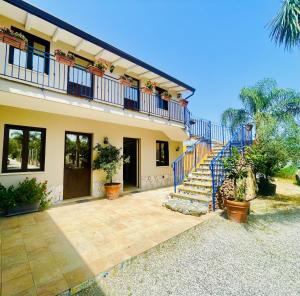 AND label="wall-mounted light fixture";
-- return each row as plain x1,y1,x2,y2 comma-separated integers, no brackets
103,136,109,144
176,146,180,152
